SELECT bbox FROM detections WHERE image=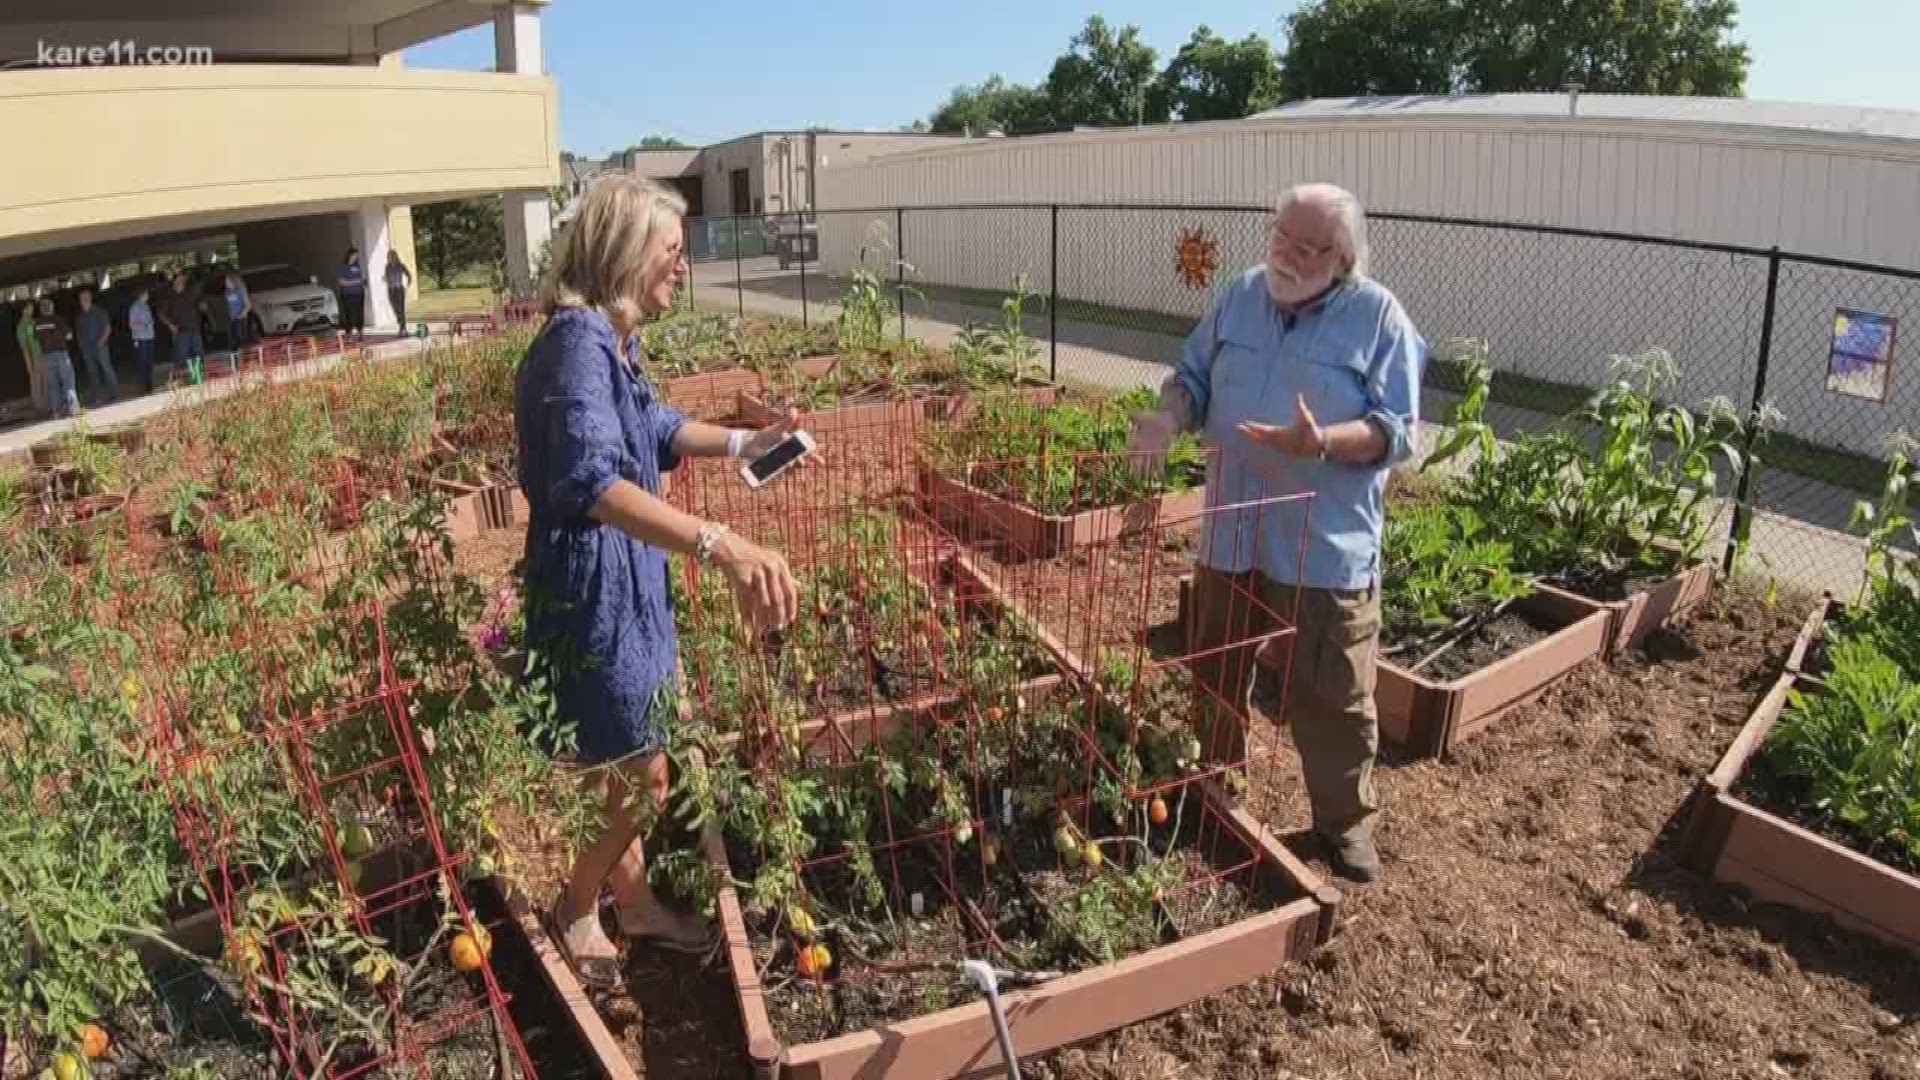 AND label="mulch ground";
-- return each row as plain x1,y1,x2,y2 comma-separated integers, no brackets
1034,583,1920,1080
453,525,1919,1080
